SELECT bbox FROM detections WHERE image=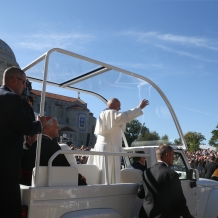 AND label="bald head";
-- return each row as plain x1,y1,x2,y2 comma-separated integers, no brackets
107,98,121,111
2,66,25,85
2,66,26,95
